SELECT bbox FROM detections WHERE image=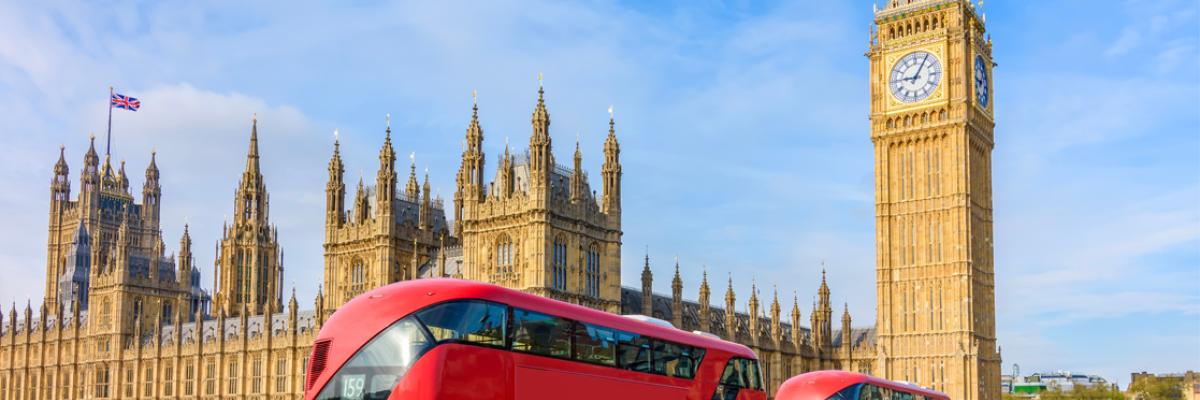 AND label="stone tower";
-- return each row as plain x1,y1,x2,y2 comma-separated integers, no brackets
214,116,284,317
868,1,1000,399
457,82,623,312
322,117,453,318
